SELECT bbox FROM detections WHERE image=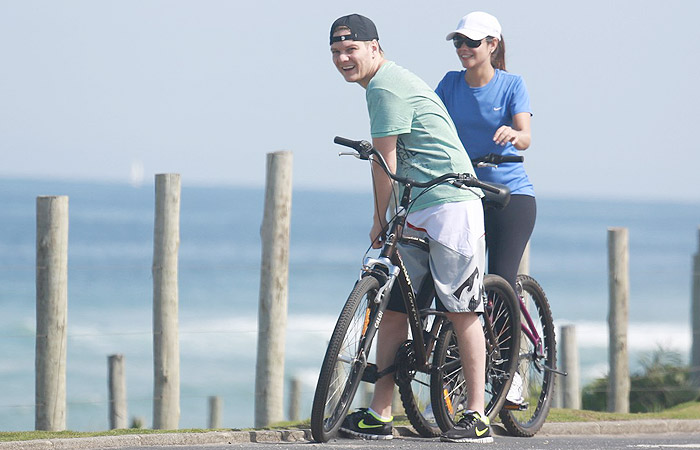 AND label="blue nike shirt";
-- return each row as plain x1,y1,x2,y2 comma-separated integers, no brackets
436,69,534,196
